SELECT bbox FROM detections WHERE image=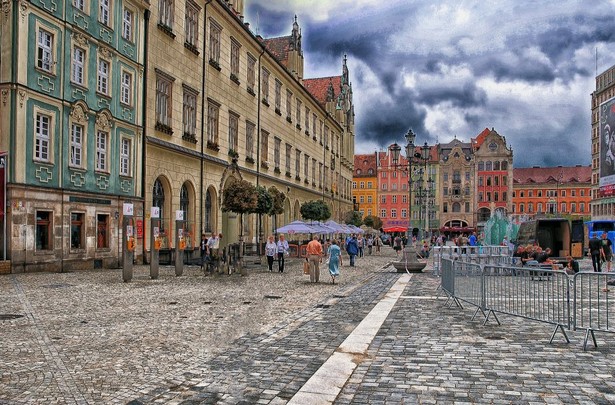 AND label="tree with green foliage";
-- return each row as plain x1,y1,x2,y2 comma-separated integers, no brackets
300,200,331,222
222,180,258,271
363,215,383,230
268,186,286,236
344,210,363,227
